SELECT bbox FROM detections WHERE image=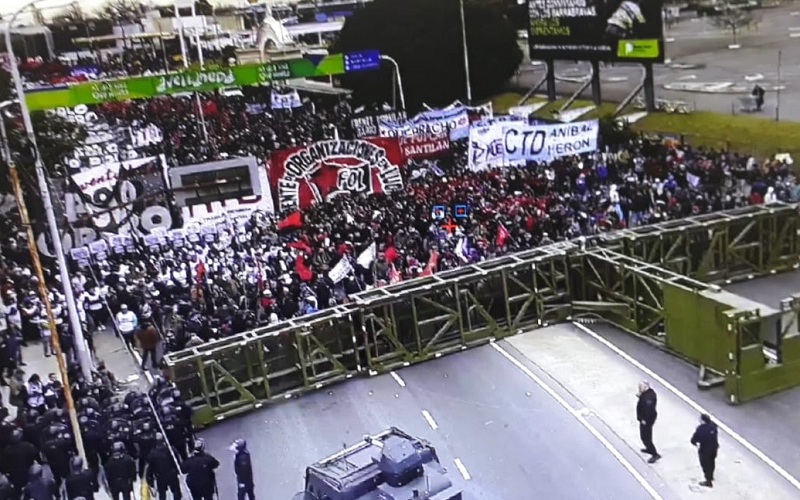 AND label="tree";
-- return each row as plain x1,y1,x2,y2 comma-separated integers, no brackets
97,0,145,23
332,0,522,111
709,4,761,45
